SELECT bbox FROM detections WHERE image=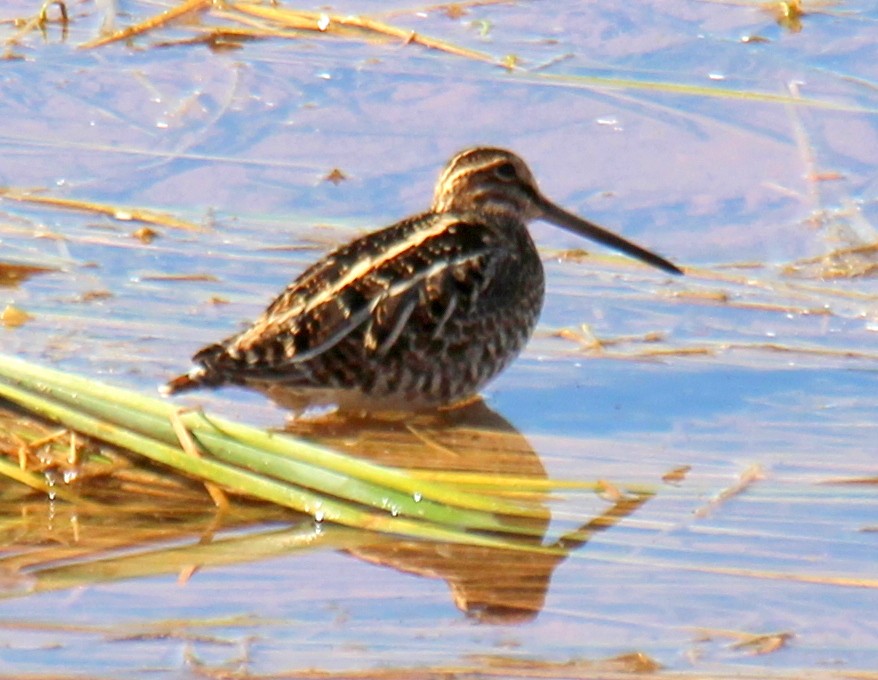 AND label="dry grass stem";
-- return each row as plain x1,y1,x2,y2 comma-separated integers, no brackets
0,188,207,232
694,464,765,519
0,262,56,286
228,3,498,64
79,0,213,49
169,408,230,511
